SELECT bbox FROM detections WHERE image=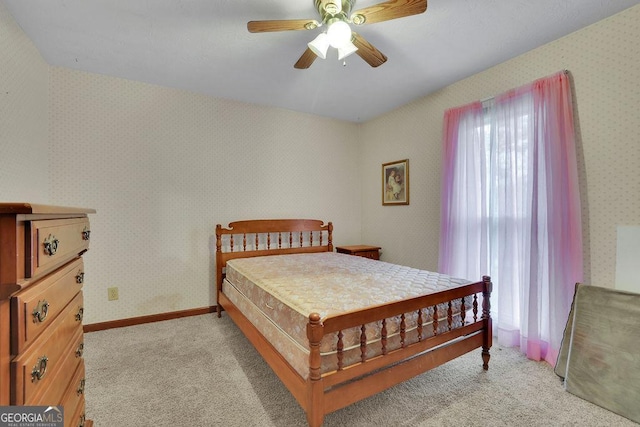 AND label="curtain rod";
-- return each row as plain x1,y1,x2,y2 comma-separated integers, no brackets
480,70,569,103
